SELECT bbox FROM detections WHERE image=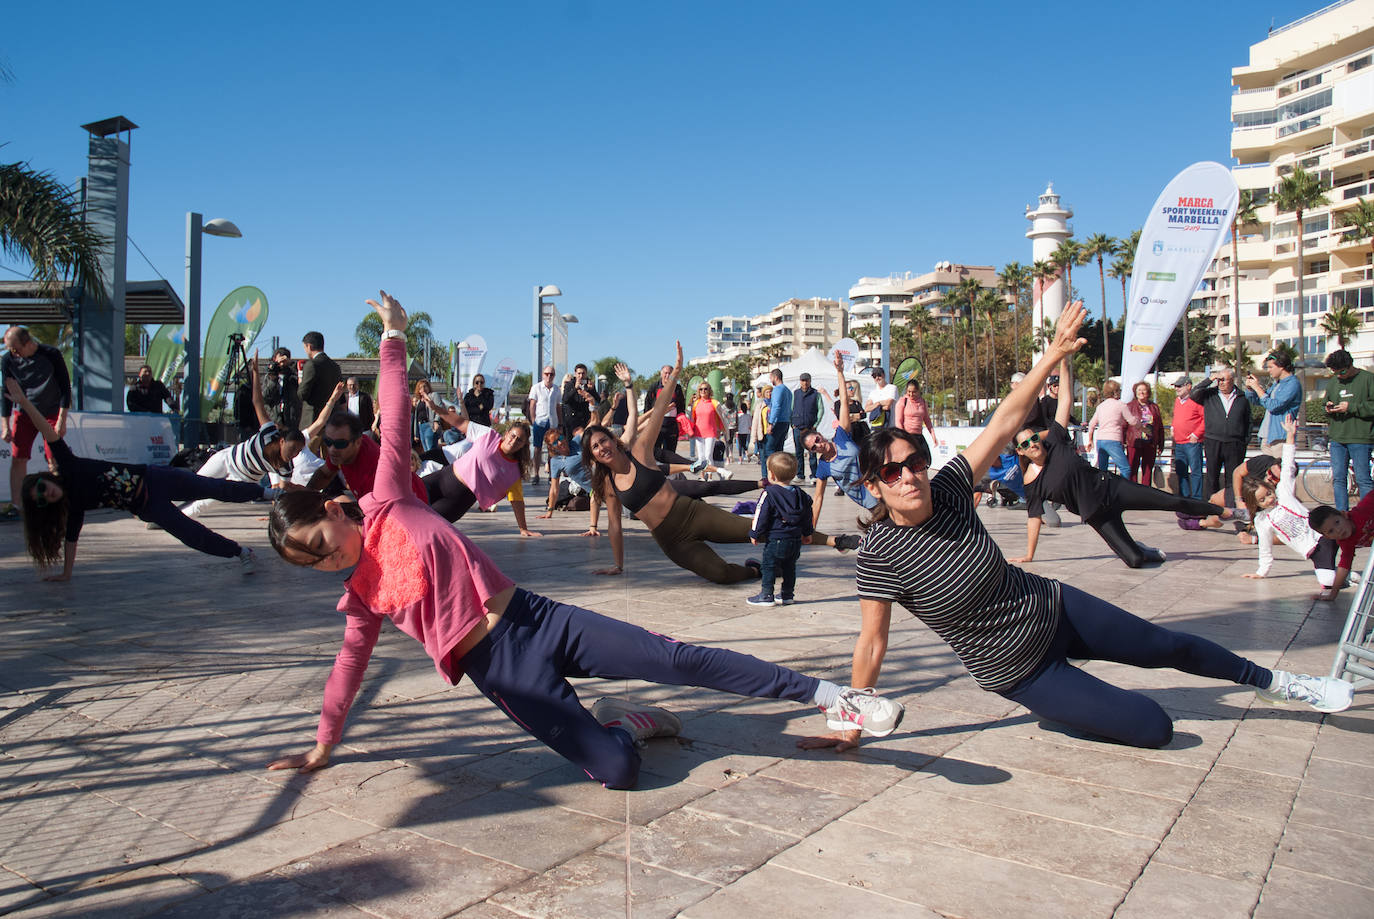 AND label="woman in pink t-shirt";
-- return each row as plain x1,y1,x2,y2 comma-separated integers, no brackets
690,383,726,467
422,406,539,537
893,380,937,438
1085,380,1138,476
264,291,904,789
